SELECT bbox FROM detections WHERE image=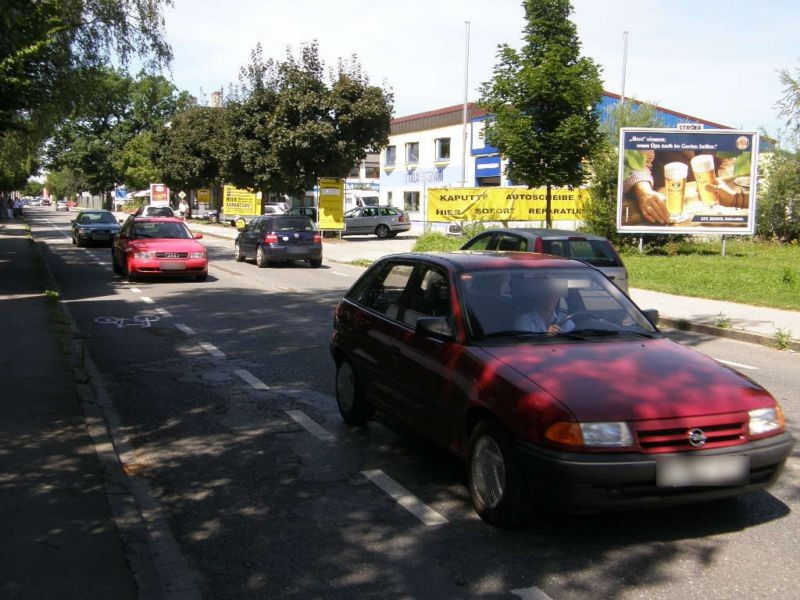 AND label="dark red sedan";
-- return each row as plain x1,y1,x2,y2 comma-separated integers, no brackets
330,252,793,527
112,217,208,281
